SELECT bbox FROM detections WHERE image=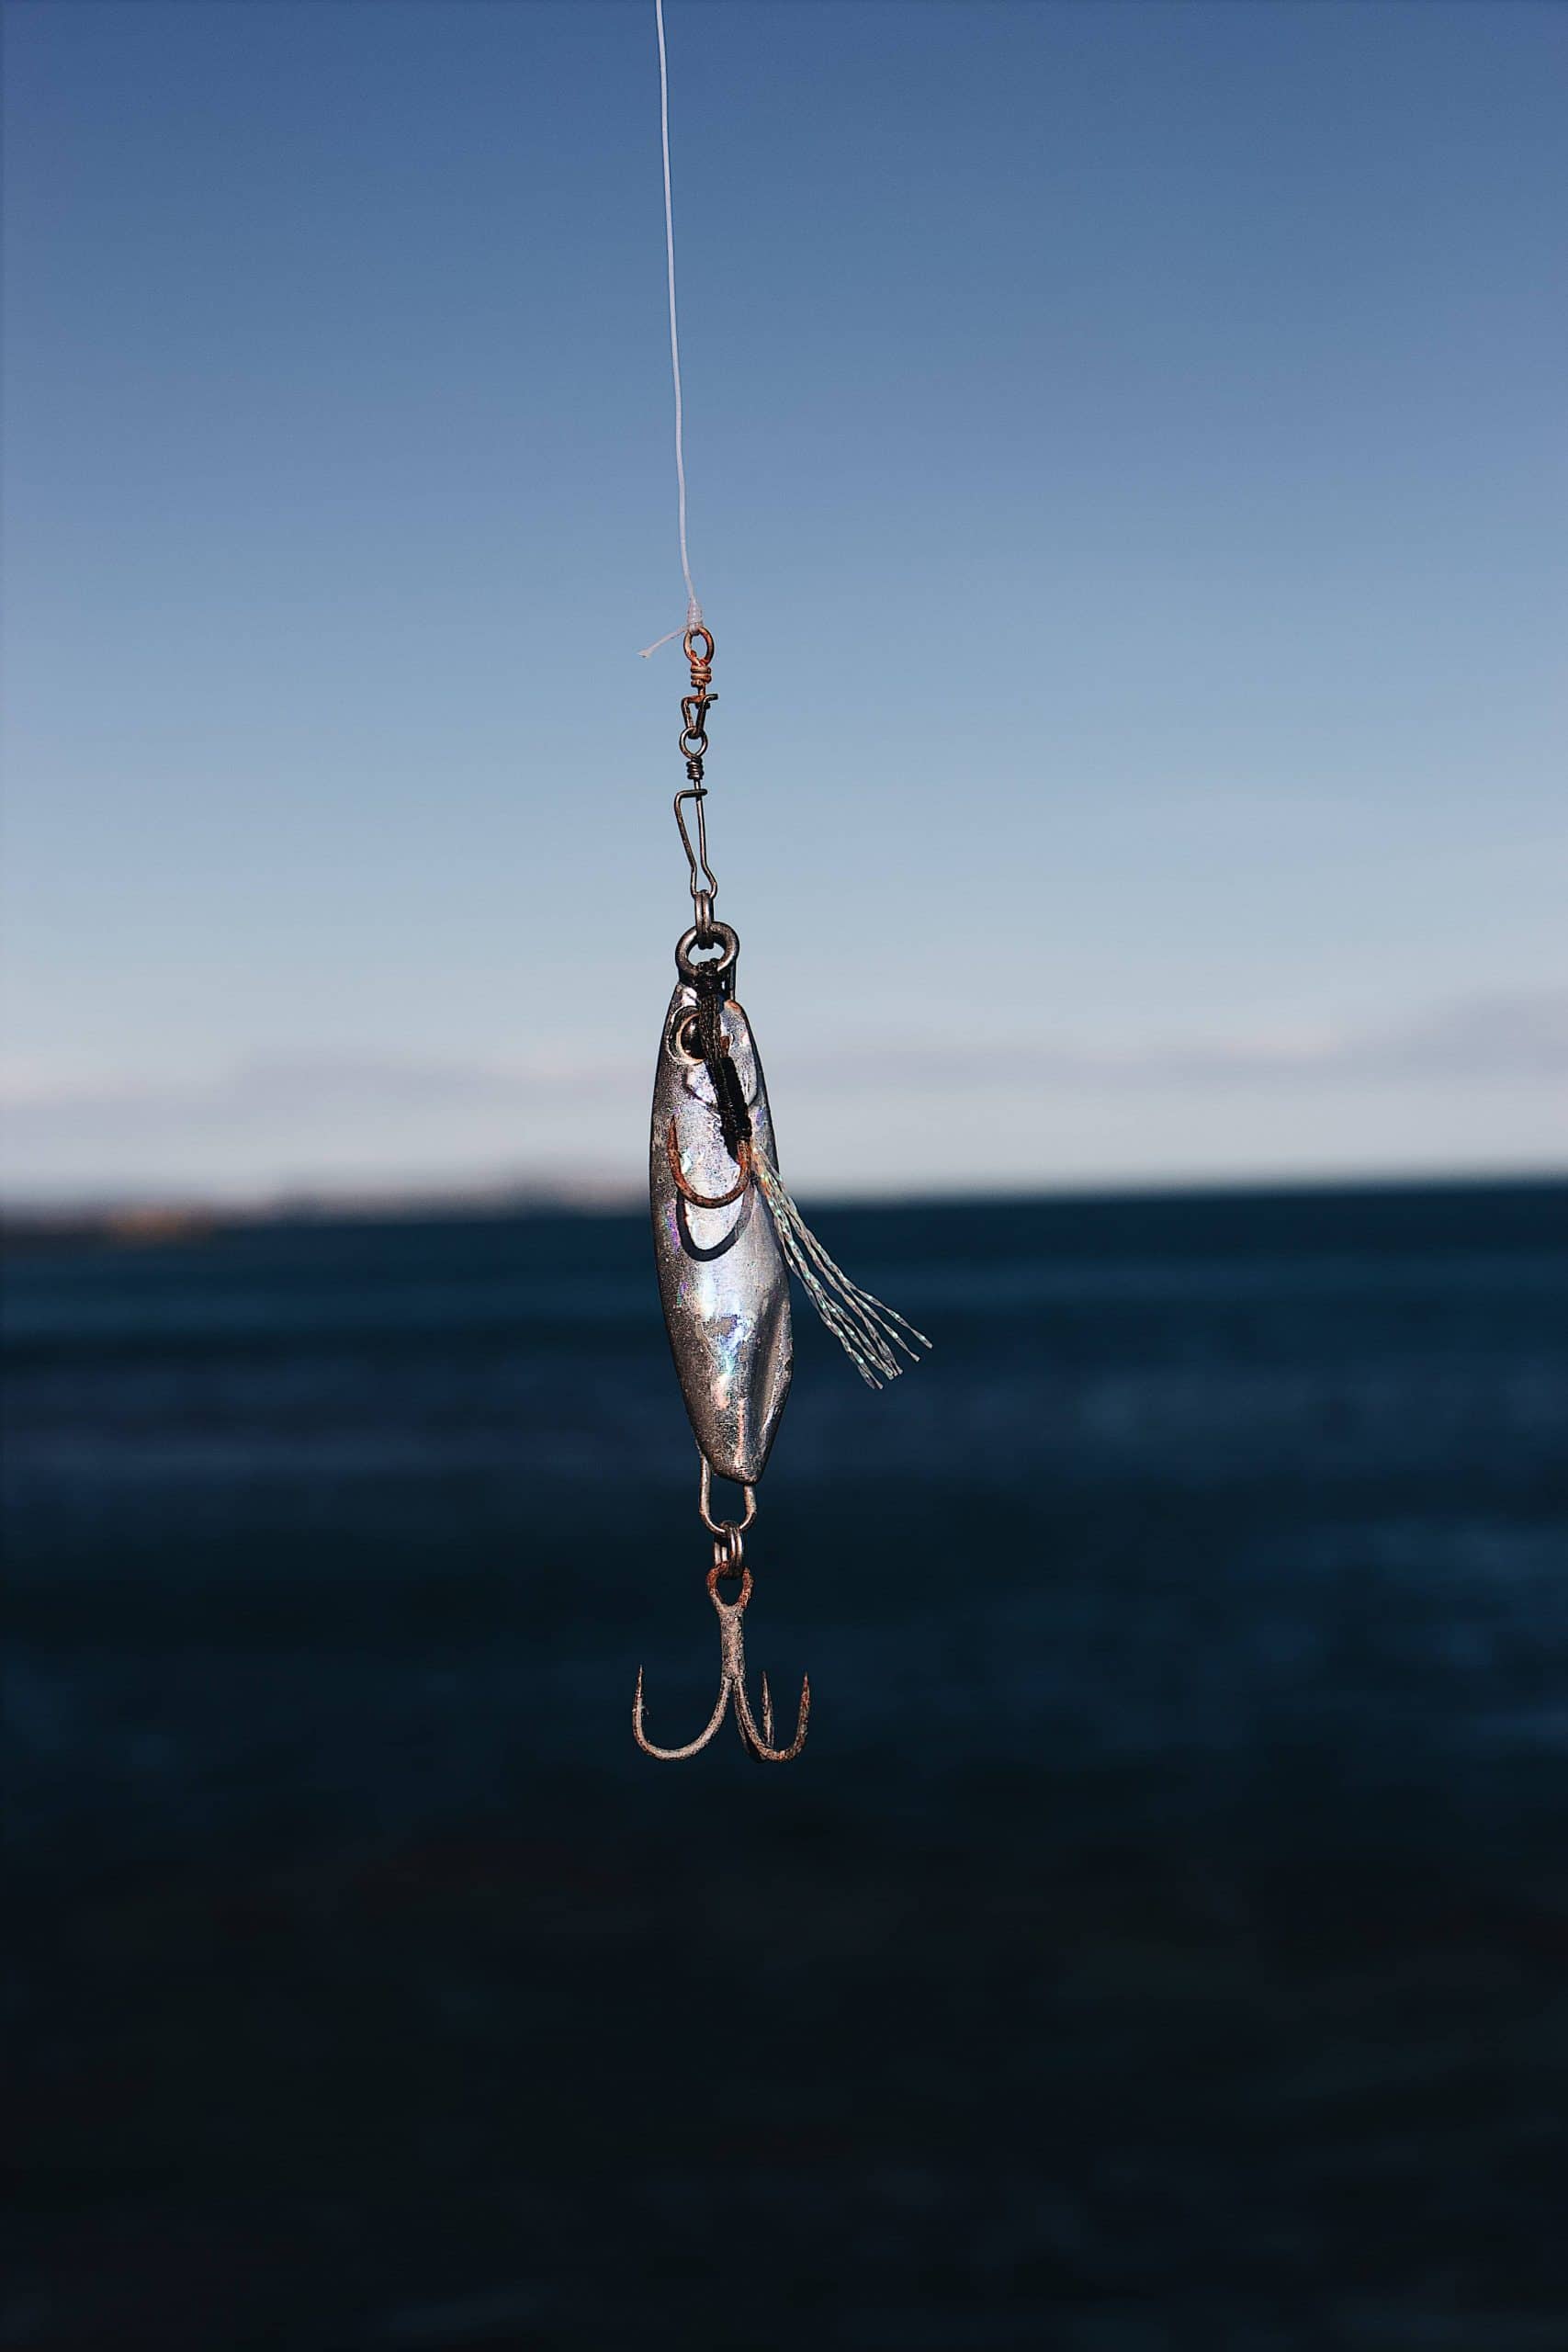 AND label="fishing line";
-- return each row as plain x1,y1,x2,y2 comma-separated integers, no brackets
639,0,703,657
630,1,929,1767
